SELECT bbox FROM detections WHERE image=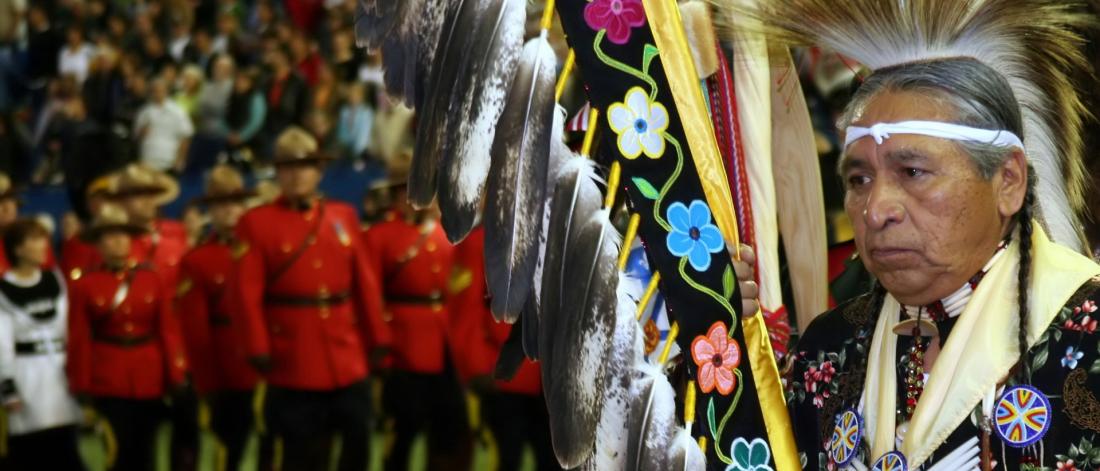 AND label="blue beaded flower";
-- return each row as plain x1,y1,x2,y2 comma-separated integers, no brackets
666,200,724,272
